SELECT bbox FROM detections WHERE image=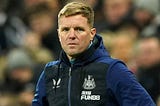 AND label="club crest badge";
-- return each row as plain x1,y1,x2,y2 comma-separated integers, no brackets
83,75,96,90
